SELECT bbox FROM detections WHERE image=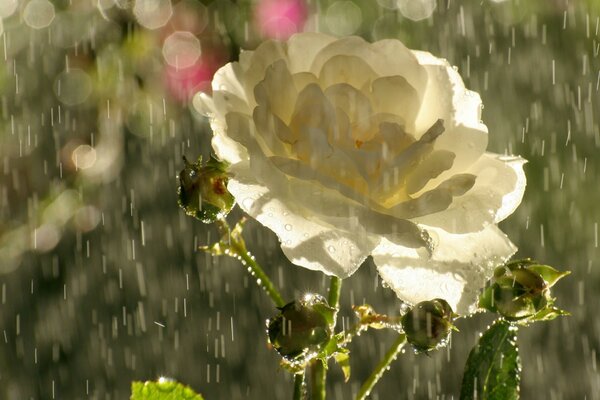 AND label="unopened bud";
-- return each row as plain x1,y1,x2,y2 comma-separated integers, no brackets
479,259,569,321
267,294,334,362
401,298,456,352
178,155,234,223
